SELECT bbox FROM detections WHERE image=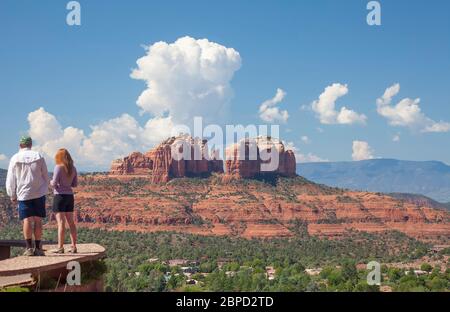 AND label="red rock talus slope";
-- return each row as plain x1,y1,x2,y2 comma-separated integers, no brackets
69,175,450,241
111,135,224,183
